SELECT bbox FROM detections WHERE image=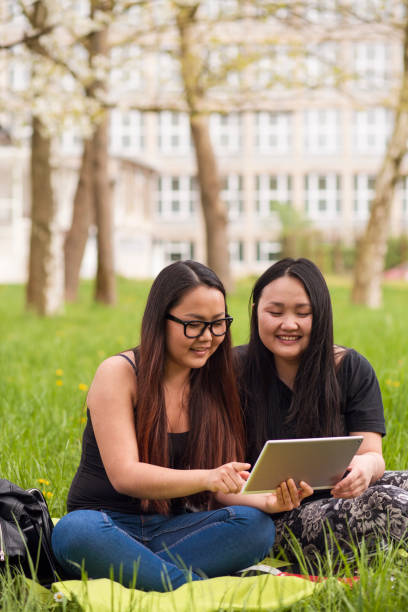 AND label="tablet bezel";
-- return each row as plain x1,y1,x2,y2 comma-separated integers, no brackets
241,436,364,494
